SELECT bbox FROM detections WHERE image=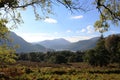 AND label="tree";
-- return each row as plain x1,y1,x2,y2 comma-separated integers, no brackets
94,38,110,67
105,34,120,63
94,0,120,33
29,52,42,62
84,38,110,67
18,53,29,61
105,35,120,53
84,49,97,66
0,19,9,39
51,54,67,64
0,45,17,66
84,34,120,67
